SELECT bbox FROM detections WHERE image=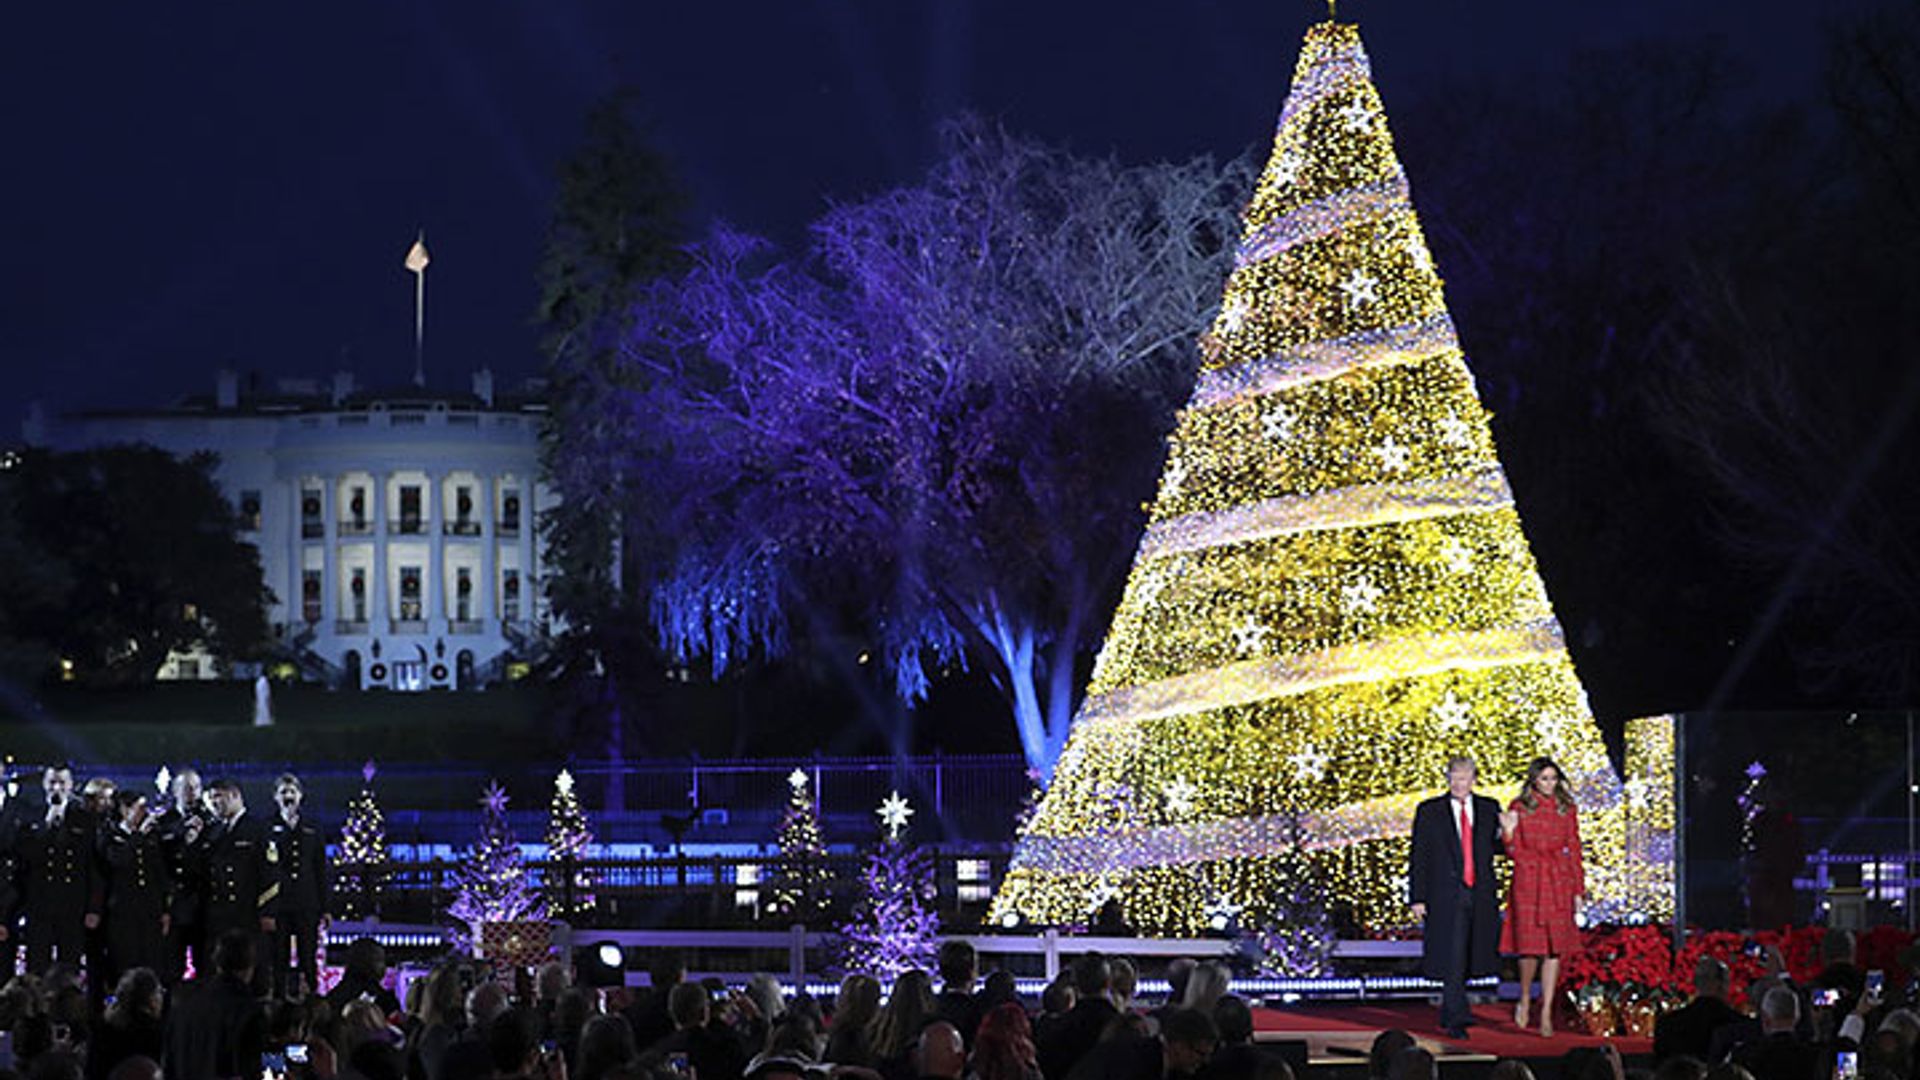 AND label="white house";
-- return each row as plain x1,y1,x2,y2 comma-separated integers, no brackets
27,368,555,691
